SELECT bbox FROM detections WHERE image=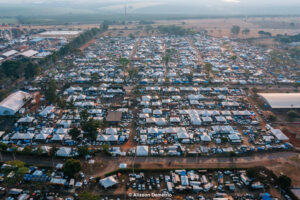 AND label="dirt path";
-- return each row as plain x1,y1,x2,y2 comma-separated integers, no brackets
79,39,96,51
90,151,299,177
